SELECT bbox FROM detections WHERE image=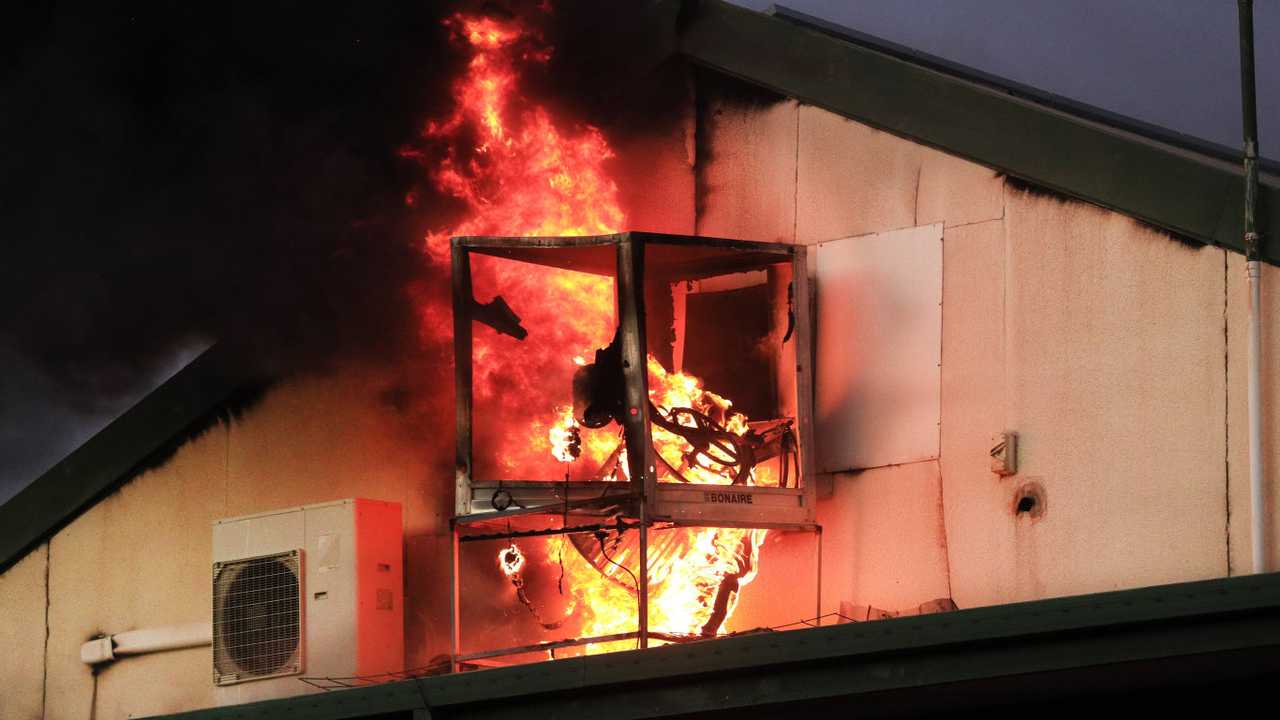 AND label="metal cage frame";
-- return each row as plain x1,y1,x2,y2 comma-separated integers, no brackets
449,231,820,667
